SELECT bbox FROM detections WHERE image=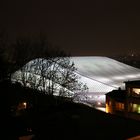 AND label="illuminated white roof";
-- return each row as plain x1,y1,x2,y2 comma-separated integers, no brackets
71,56,140,93
12,56,140,95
